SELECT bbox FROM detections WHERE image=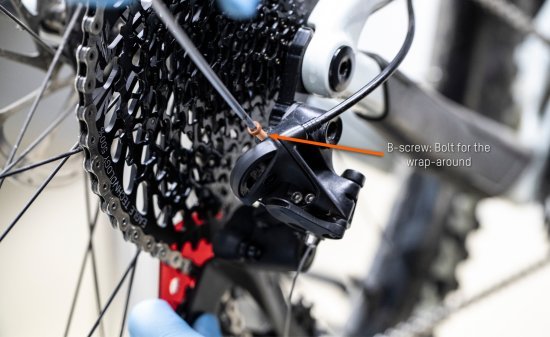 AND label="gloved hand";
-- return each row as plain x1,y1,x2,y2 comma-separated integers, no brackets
217,0,261,20
128,299,222,337
70,0,260,20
